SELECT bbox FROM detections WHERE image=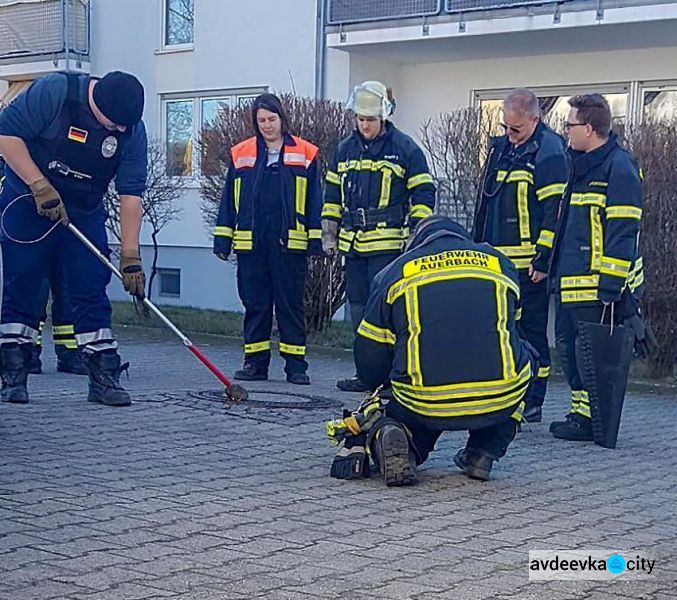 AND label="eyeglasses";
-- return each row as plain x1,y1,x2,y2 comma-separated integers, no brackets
500,123,522,135
564,122,587,130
